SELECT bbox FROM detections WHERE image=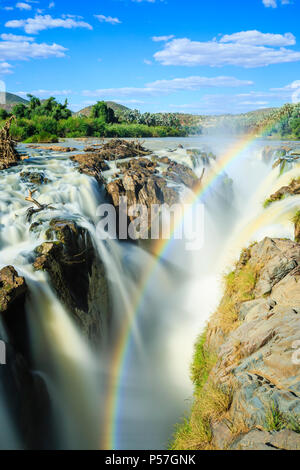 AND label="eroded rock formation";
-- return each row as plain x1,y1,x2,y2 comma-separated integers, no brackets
265,177,300,207
34,219,110,343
